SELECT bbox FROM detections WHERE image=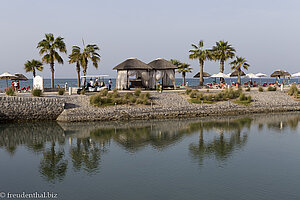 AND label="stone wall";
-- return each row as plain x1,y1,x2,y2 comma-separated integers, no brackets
0,96,65,121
